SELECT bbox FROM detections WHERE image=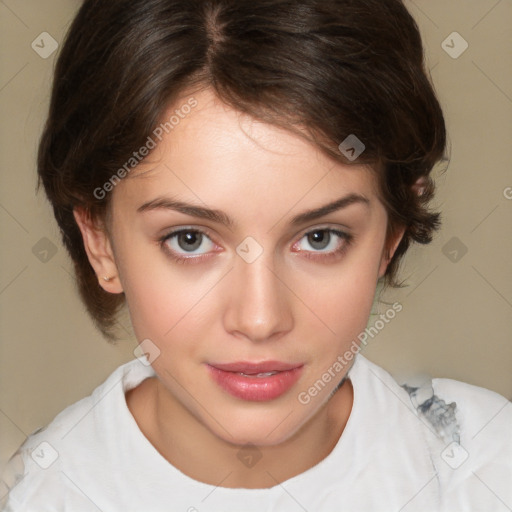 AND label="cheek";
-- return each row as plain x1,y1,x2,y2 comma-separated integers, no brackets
124,275,195,340
300,272,376,349
116,247,175,340
293,239,384,351
120,252,221,345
